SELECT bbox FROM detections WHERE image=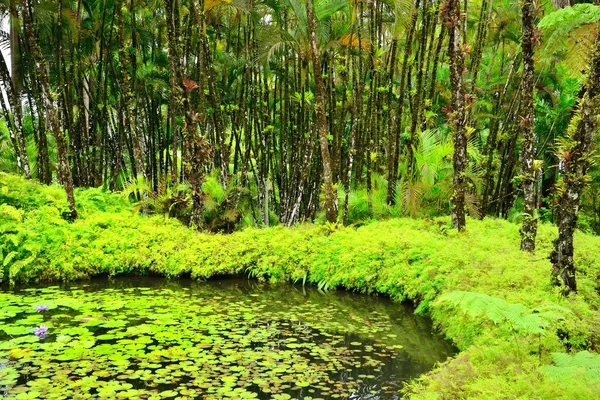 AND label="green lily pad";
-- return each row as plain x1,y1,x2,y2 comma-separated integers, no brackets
0,278,455,399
